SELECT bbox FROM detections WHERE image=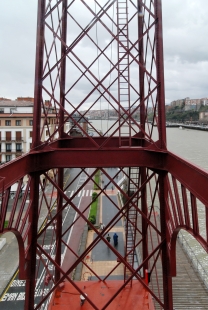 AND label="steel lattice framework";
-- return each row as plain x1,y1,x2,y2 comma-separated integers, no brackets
0,1,208,309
